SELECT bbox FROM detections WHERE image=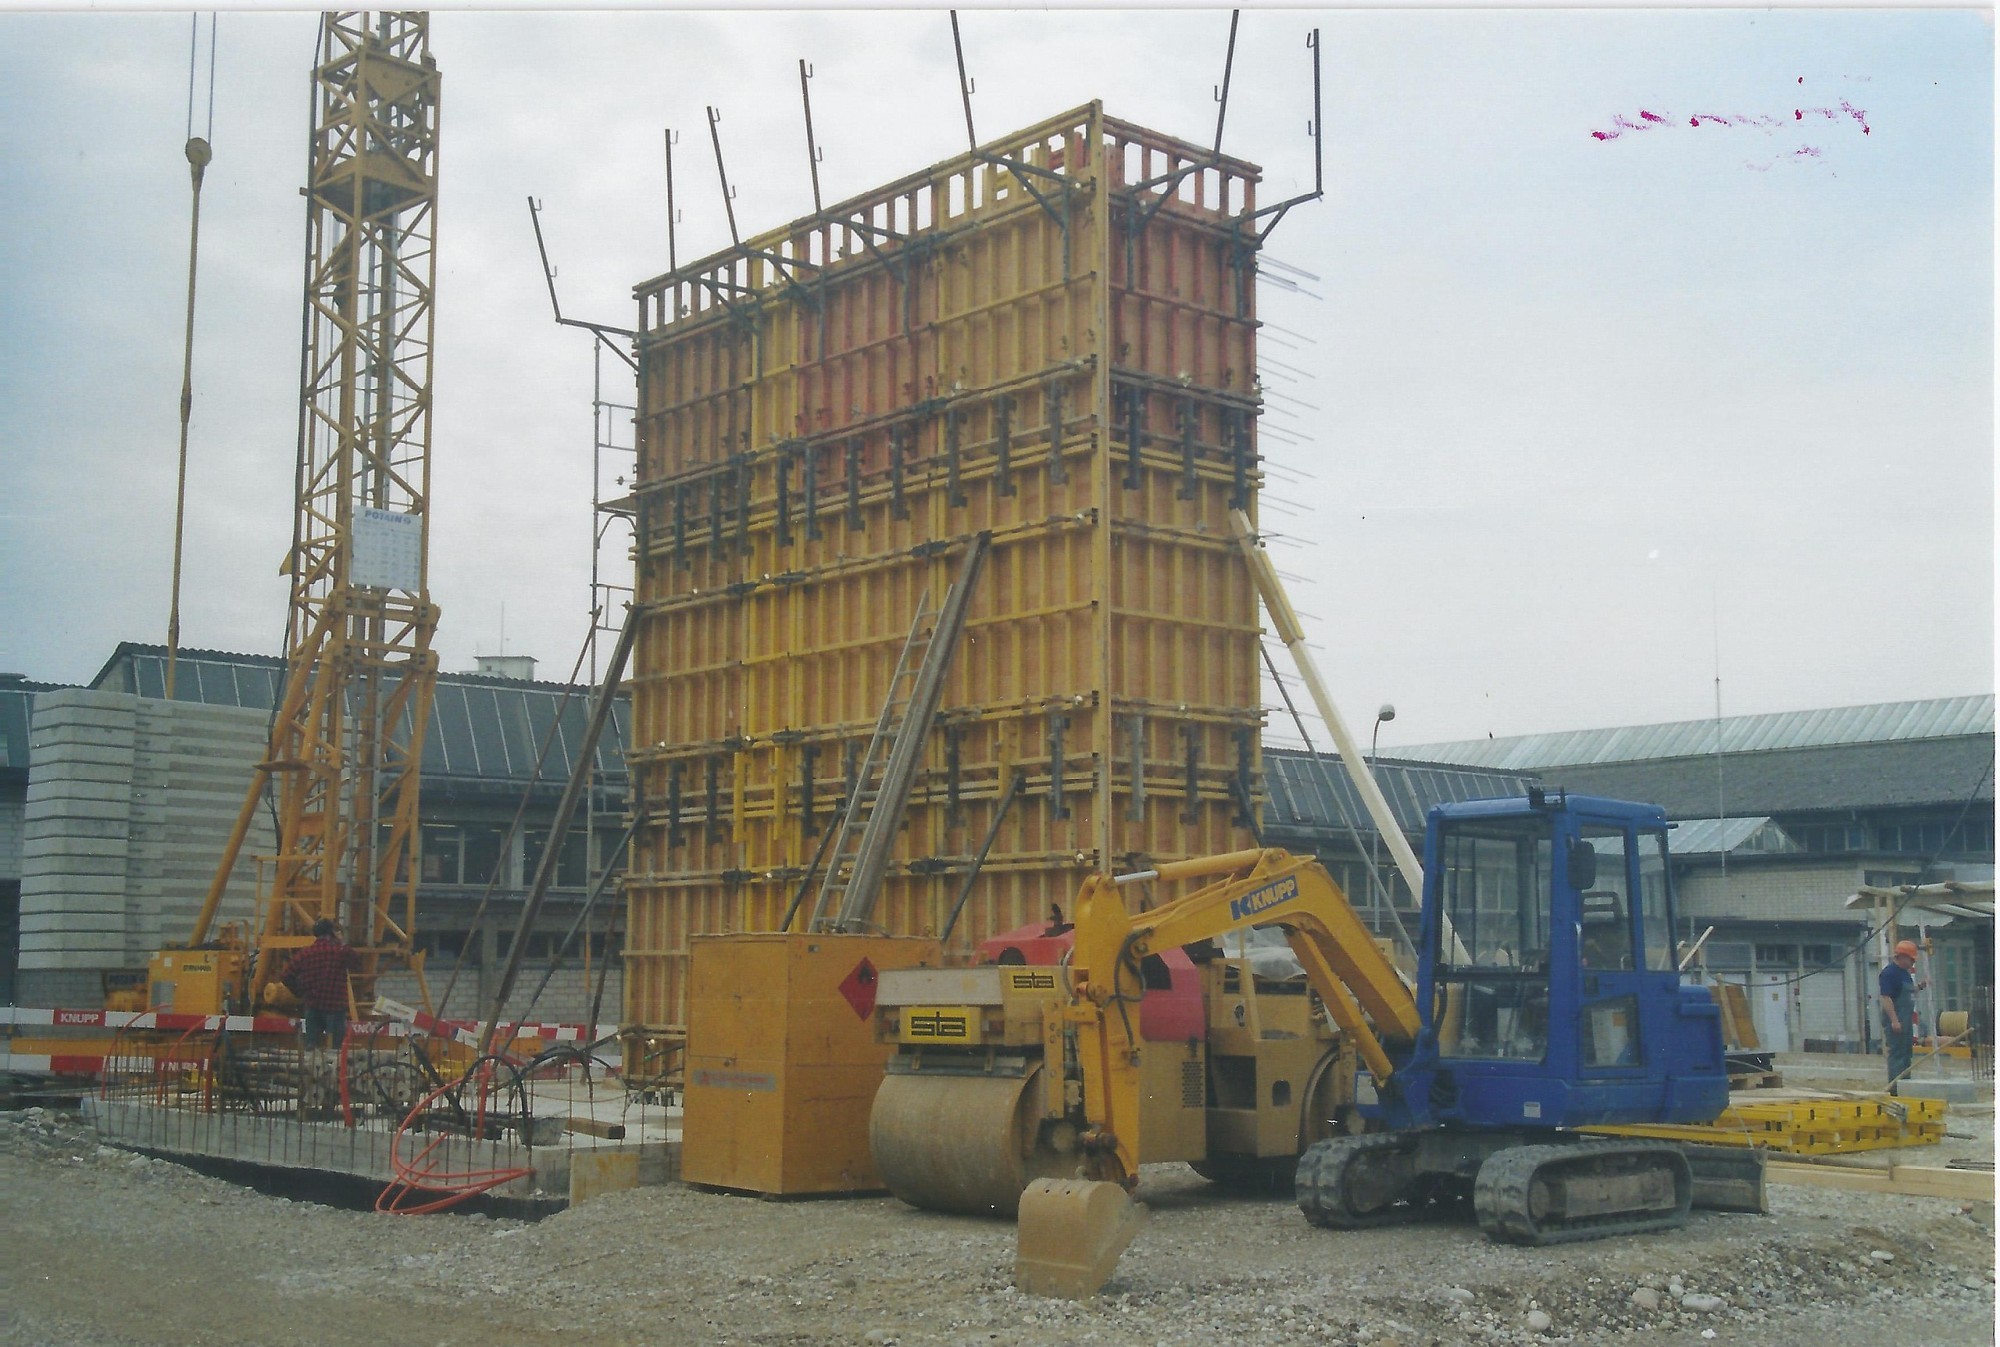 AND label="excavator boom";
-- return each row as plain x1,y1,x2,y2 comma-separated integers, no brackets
1064,848,1420,1185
